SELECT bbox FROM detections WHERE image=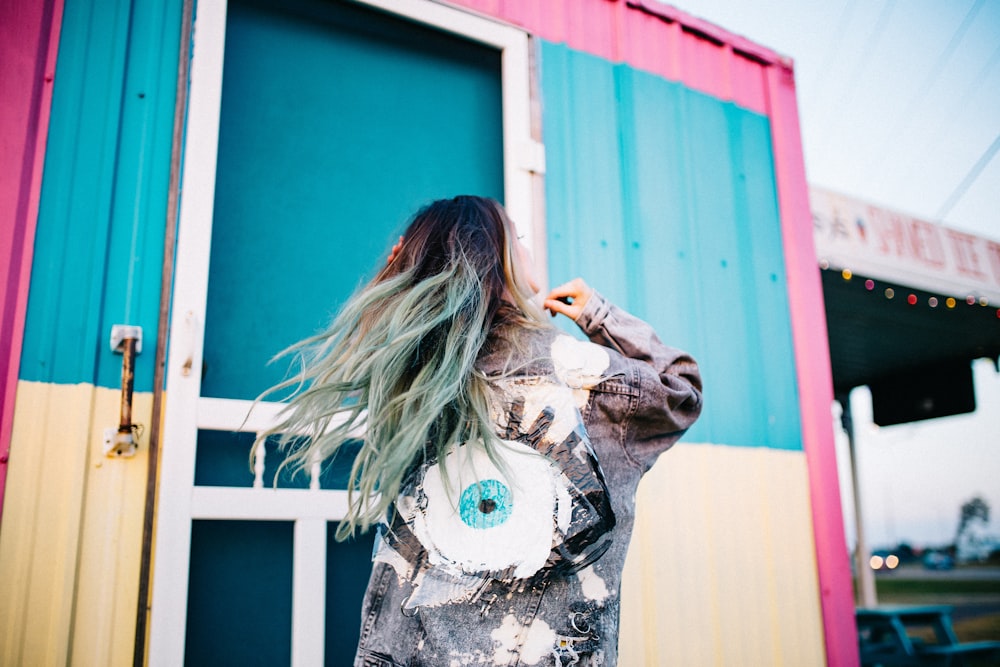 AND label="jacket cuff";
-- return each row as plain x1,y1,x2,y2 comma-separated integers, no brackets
575,290,612,337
